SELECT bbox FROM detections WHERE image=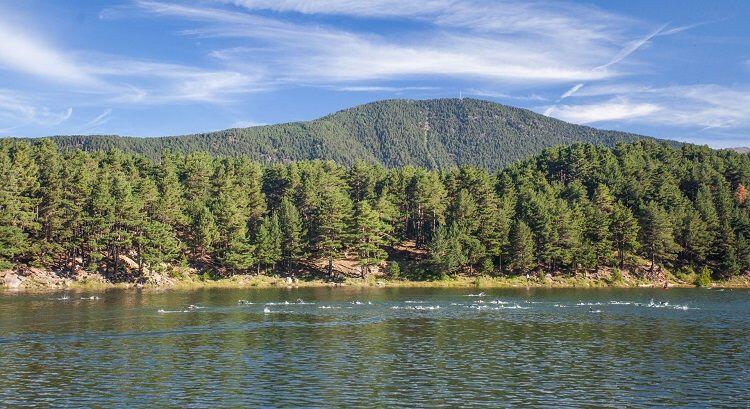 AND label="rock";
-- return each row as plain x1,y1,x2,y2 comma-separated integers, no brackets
284,277,293,284
3,272,22,289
